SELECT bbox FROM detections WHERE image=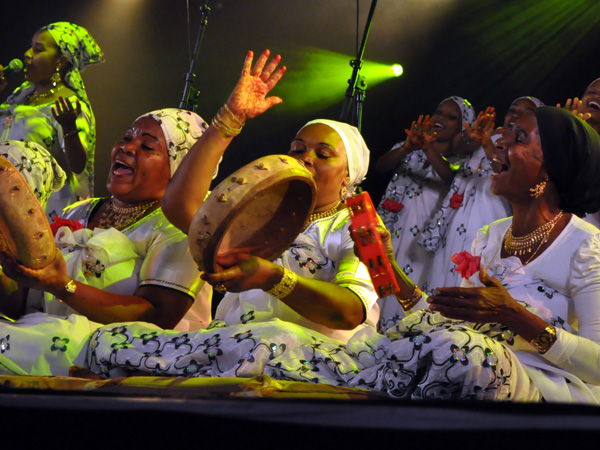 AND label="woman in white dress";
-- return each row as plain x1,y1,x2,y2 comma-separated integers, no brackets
0,108,209,375
421,96,543,294
375,97,476,295
0,22,103,218
307,105,600,403
85,50,379,379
